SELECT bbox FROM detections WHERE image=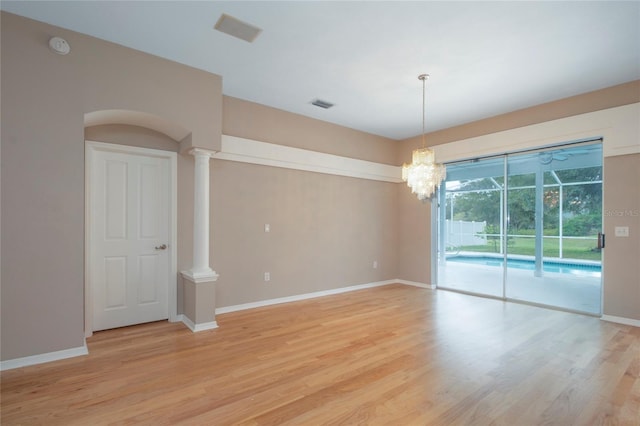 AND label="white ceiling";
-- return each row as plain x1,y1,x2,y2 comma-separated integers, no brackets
3,1,639,140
